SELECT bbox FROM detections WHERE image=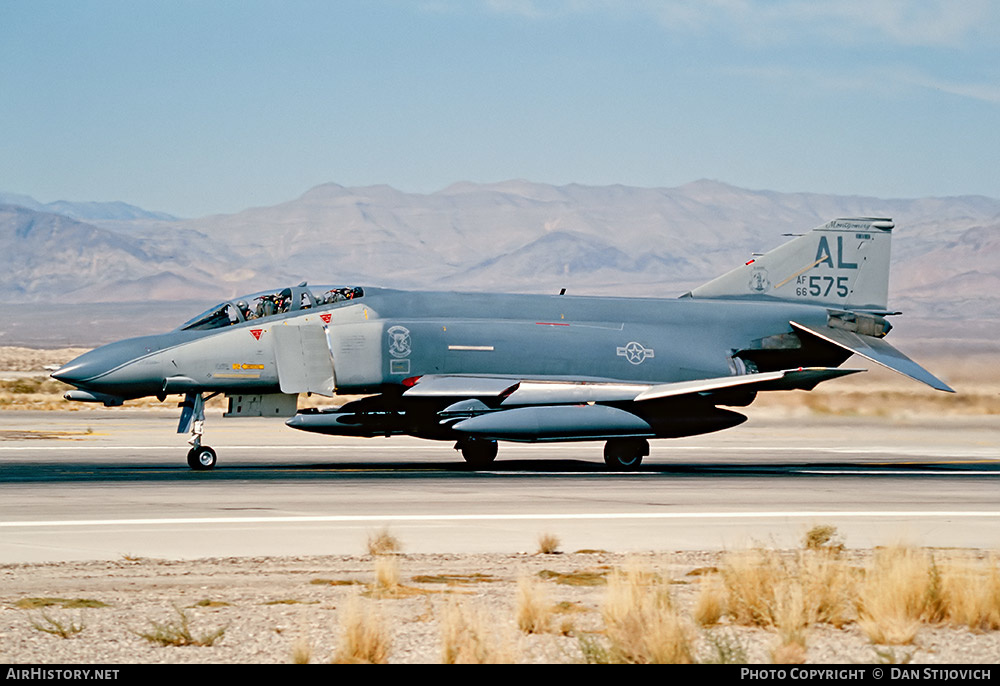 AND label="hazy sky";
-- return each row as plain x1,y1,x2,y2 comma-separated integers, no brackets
2,0,998,217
